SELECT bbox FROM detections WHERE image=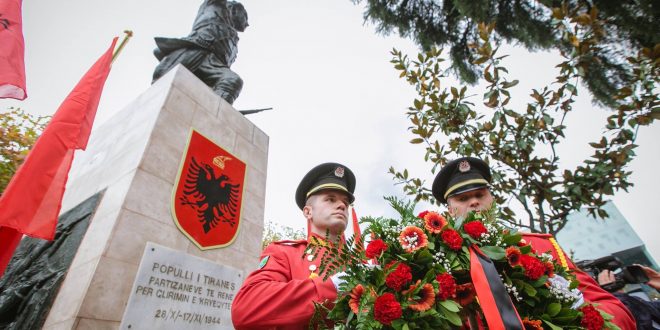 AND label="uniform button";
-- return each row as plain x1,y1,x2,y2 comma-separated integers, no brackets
307,255,314,261
308,265,317,272
306,249,313,255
